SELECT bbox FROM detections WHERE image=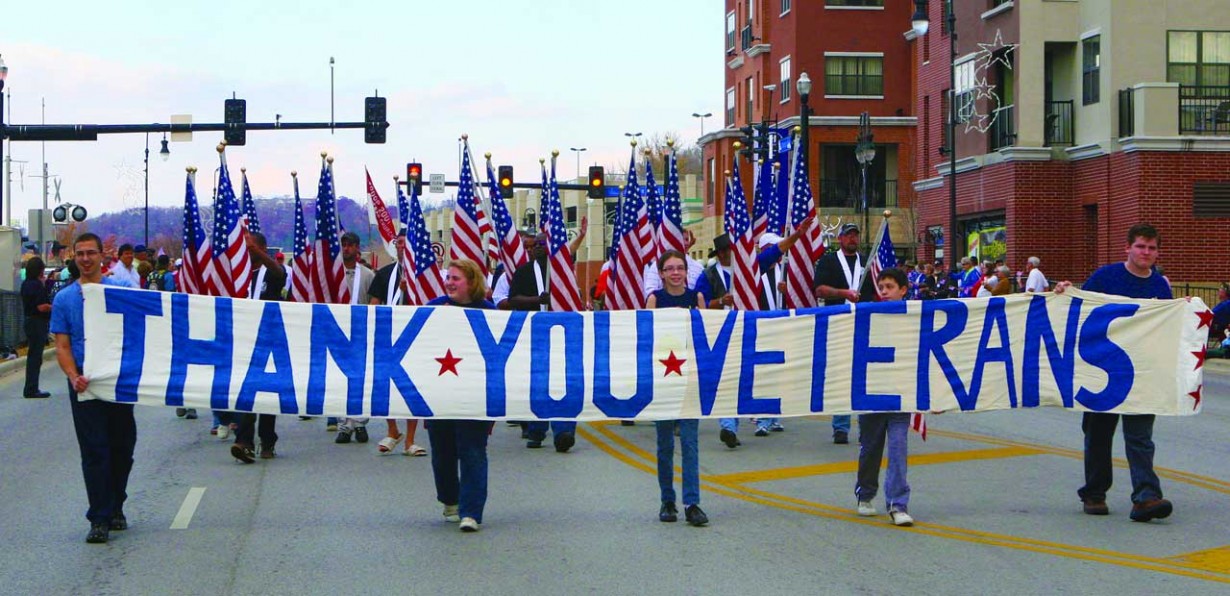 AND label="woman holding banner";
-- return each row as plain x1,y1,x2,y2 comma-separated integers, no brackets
424,260,497,532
